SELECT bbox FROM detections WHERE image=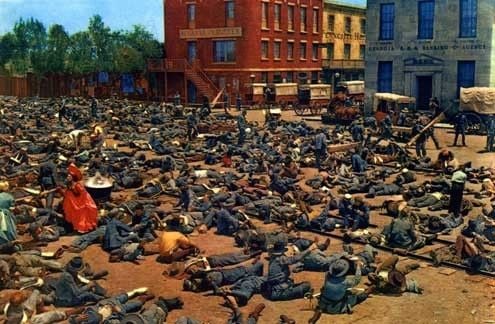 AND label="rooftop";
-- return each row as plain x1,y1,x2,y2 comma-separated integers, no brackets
324,0,367,10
